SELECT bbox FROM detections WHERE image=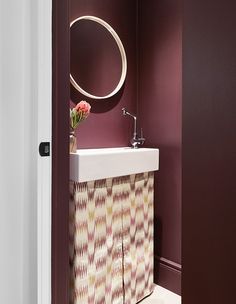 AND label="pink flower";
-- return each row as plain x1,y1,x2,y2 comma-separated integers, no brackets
75,100,91,116
70,100,91,130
